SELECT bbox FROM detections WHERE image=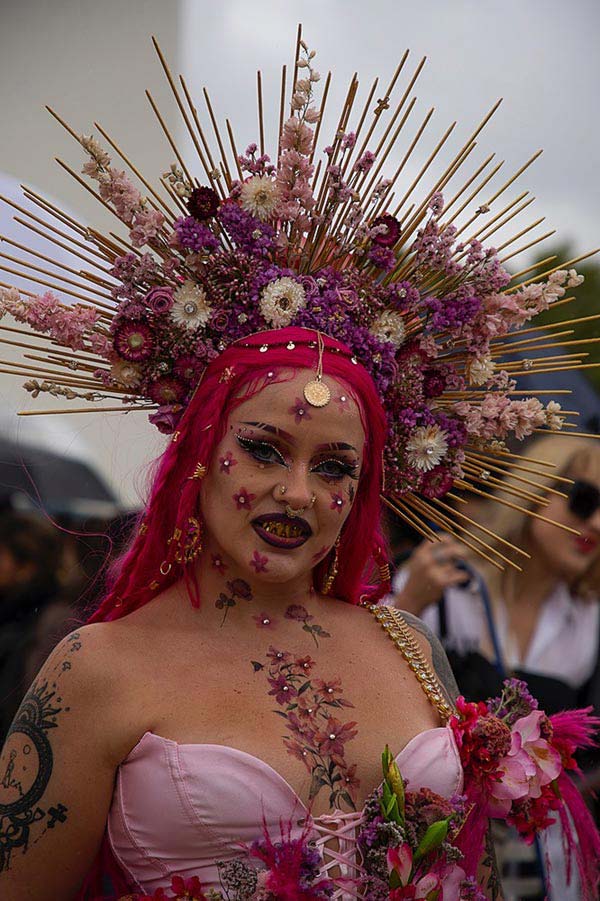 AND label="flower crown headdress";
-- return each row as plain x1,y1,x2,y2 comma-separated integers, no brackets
1,26,597,567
